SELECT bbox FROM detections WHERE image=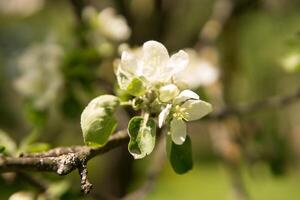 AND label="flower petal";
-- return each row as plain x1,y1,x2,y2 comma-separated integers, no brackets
115,65,131,90
164,50,189,78
181,99,212,121
140,41,169,81
120,51,138,74
170,118,187,145
142,41,169,62
174,90,199,105
158,104,172,128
